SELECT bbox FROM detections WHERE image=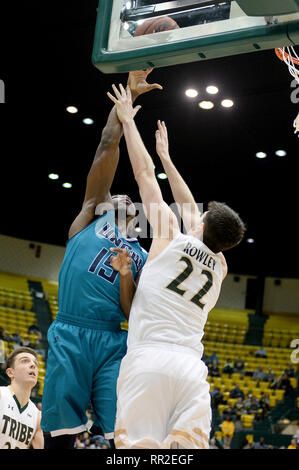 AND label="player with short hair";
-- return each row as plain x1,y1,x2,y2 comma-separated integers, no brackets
107,84,246,449
41,70,162,449
0,347,43,449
